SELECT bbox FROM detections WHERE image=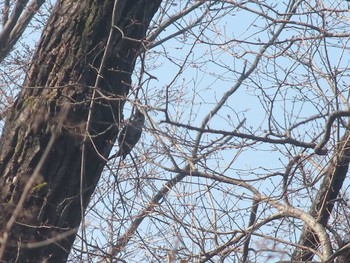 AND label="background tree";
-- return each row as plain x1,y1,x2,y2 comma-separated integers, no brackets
2,0,350,263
